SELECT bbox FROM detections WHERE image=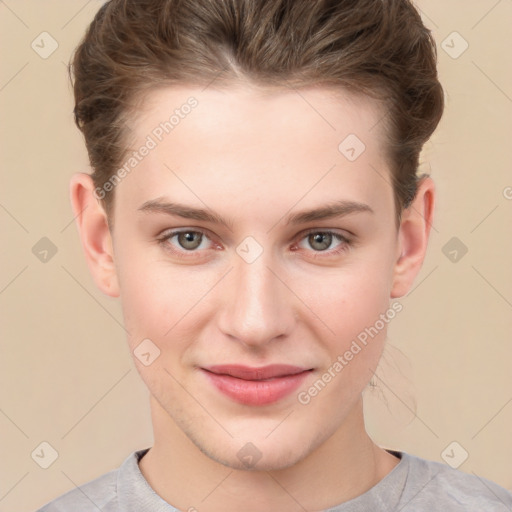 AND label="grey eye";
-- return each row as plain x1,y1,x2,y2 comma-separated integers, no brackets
176,231,203,250
308,232,333,251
